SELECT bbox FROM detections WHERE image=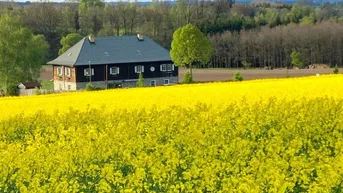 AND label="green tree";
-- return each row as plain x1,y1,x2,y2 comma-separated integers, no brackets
334,65,339,74
291,50,303,68
0,14,49,95
59,33,83,55
170,24,213,79
137,72,144,87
